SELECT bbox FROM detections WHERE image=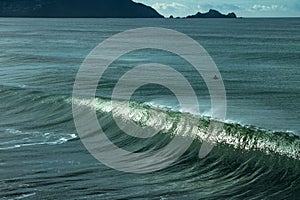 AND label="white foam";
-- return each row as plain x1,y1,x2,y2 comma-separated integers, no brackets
14,192,36,200
0,129,77,150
